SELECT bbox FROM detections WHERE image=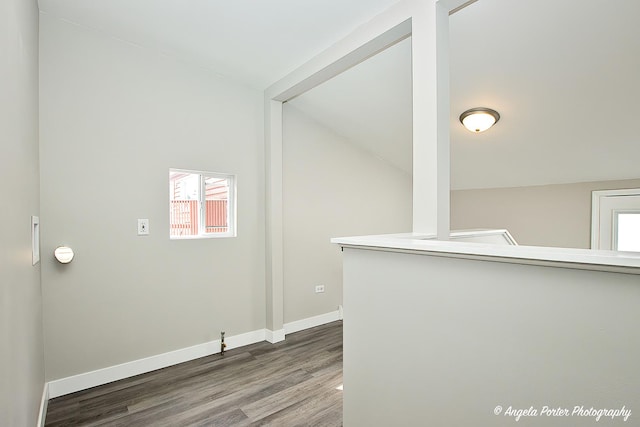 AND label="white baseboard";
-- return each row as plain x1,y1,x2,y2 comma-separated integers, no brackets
284,310,341,335
265,328,285,343
48,328,266,399
224,329,266,349
46,312,341,399
37,382,49,427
